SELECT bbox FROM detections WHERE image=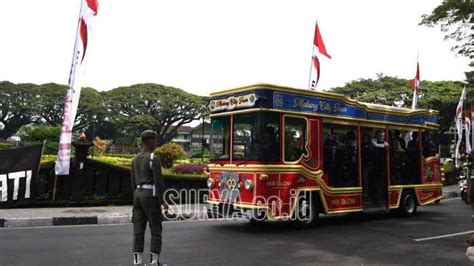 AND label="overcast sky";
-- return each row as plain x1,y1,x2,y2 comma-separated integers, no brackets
0,0,470,96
